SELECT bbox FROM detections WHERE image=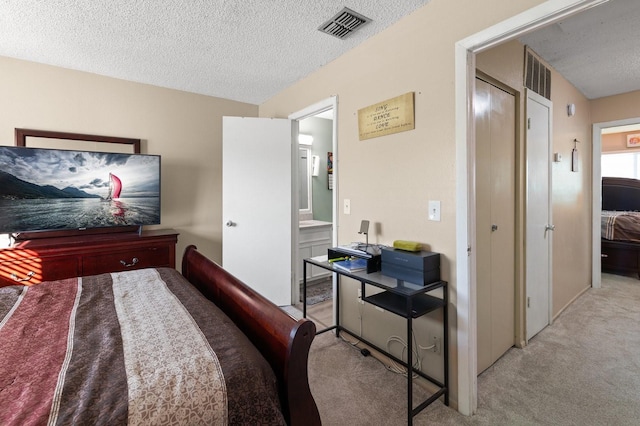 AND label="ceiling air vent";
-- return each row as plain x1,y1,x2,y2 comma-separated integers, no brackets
318,7,371,39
